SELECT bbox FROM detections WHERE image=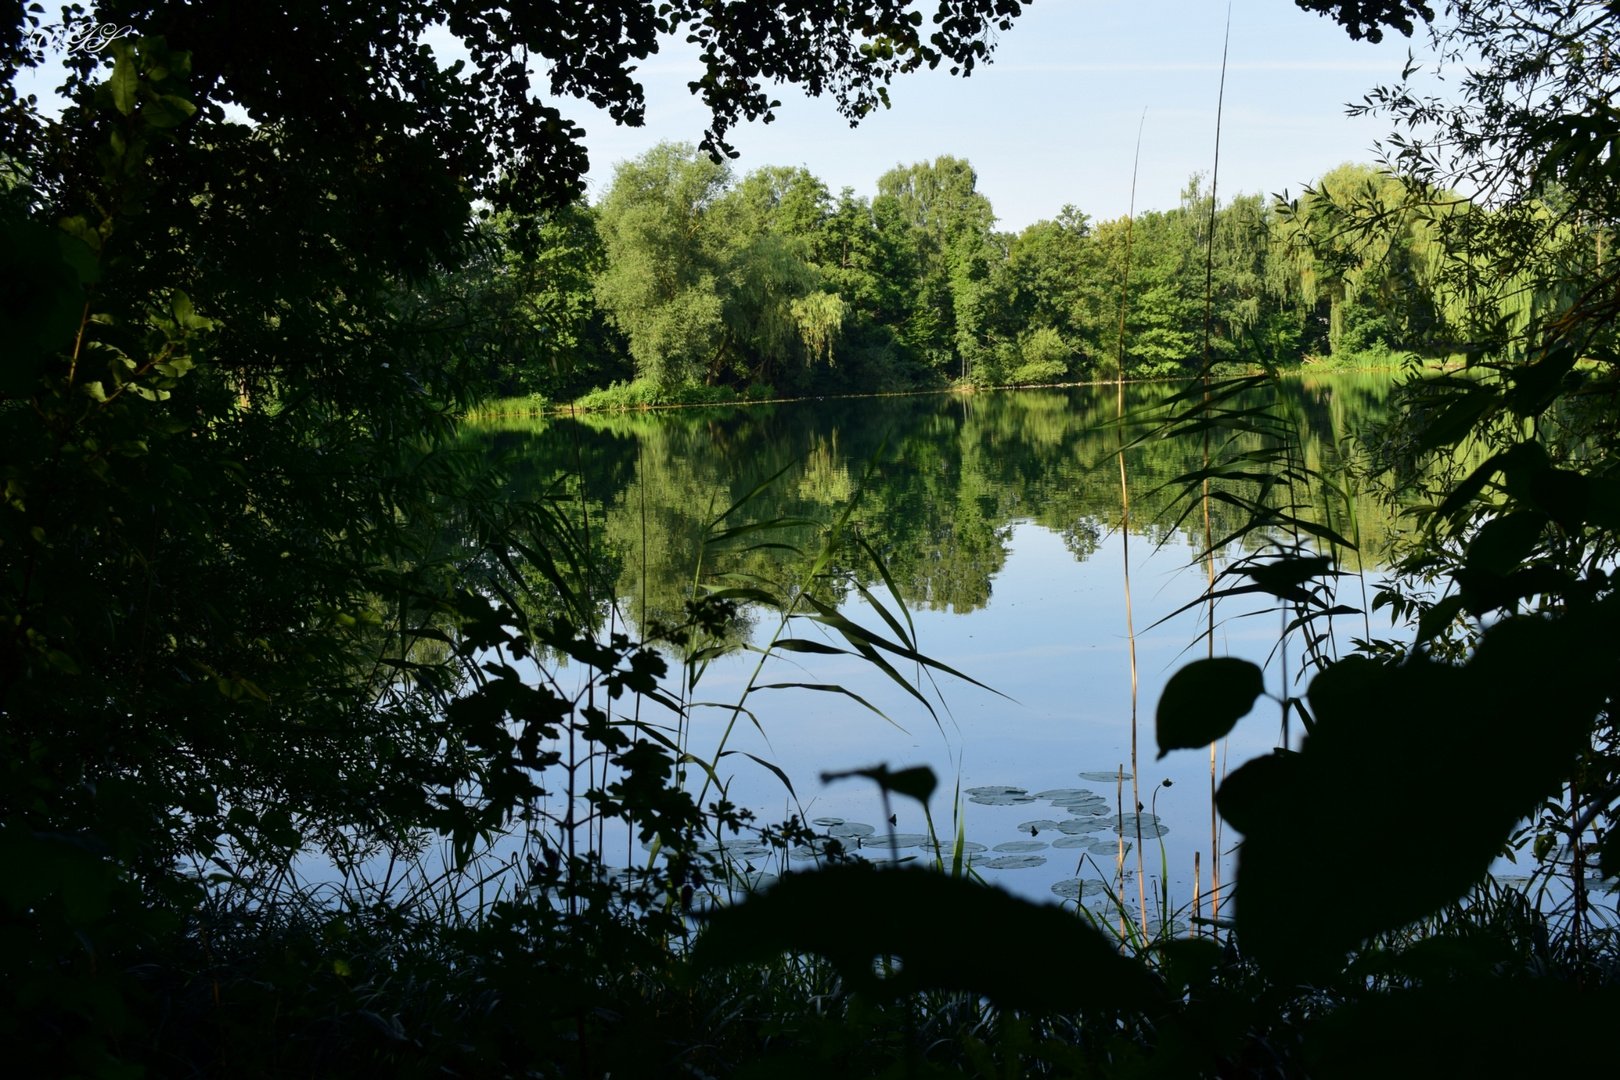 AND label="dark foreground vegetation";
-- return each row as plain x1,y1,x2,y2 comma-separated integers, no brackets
2,2,1618,1077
